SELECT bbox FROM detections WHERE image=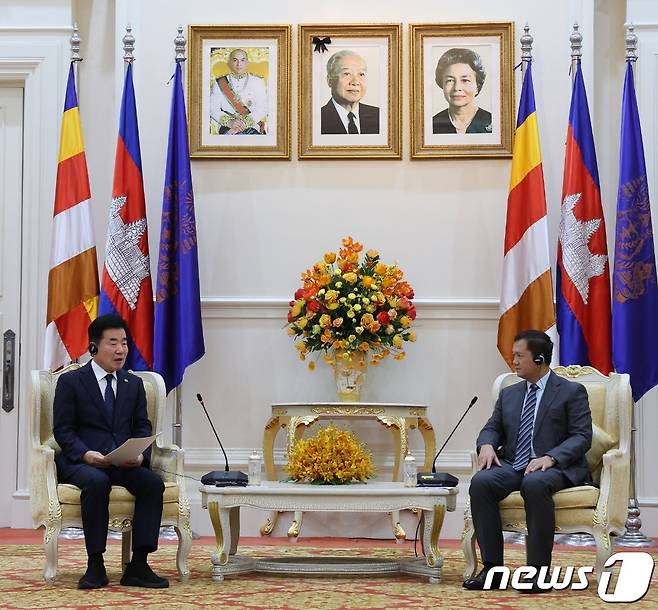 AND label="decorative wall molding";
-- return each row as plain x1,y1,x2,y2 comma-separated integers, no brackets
200,297,500,320
183,447,473,472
